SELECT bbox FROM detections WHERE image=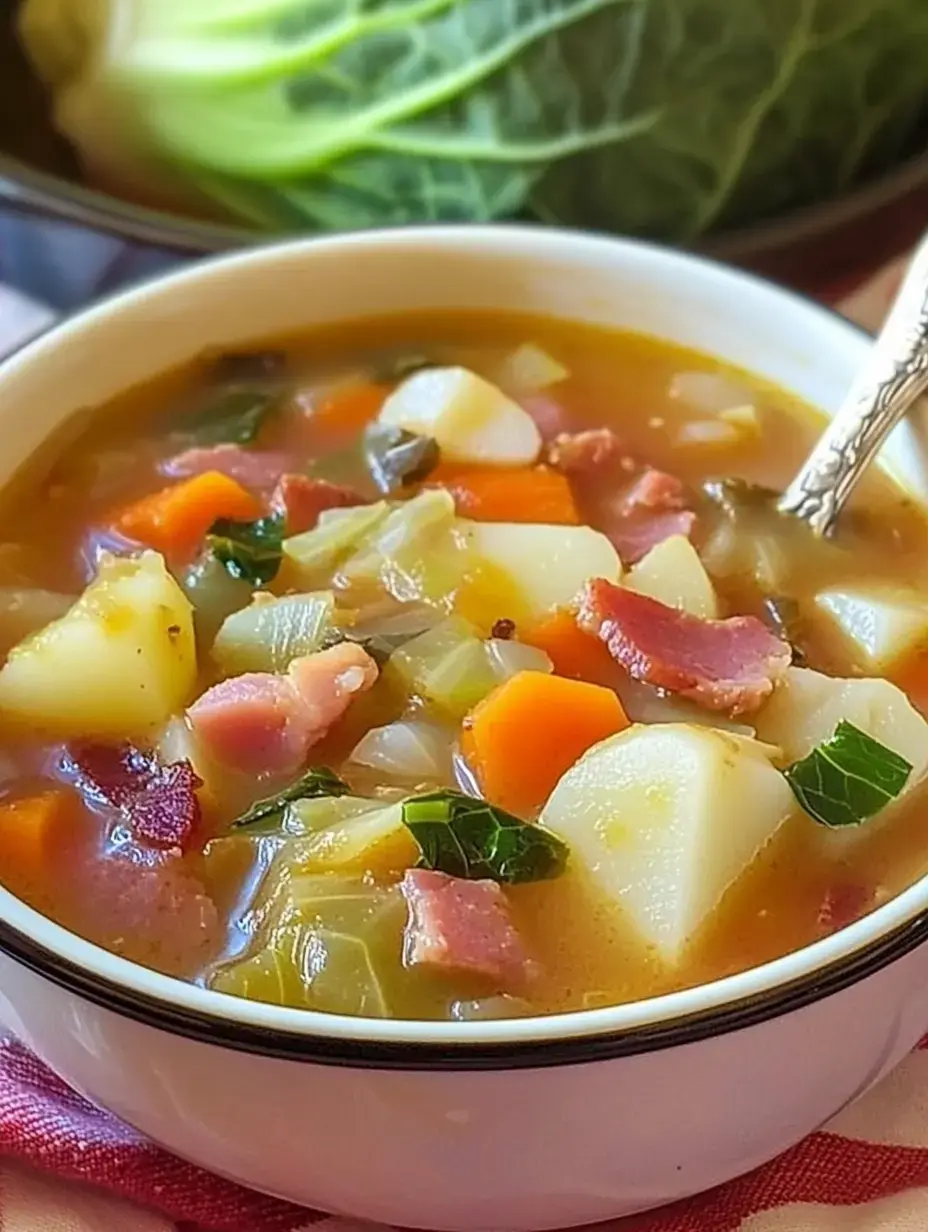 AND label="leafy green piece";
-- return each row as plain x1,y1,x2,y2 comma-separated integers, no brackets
22,1,928,242
783,721,912,828
207,512,285,586
402,790,568,883
185,389,279,447
363,424,440,496
233,766,351,830
371,354,435,383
